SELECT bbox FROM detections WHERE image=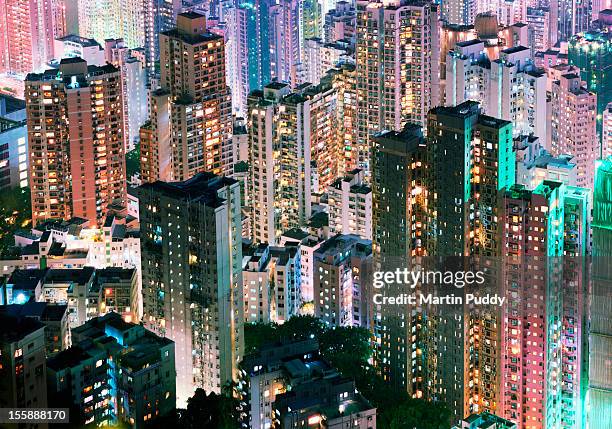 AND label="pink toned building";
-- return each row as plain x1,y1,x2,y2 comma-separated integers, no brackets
551,73,599,190
501,182,564,429
0,0,65,75
25,58,126,227
501,182,589,429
